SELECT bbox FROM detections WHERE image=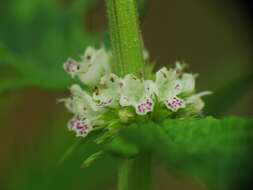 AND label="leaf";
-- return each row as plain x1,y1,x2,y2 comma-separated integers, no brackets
58,138,82,165
0,0,101,92
120,117,253,189
81,150,104,168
